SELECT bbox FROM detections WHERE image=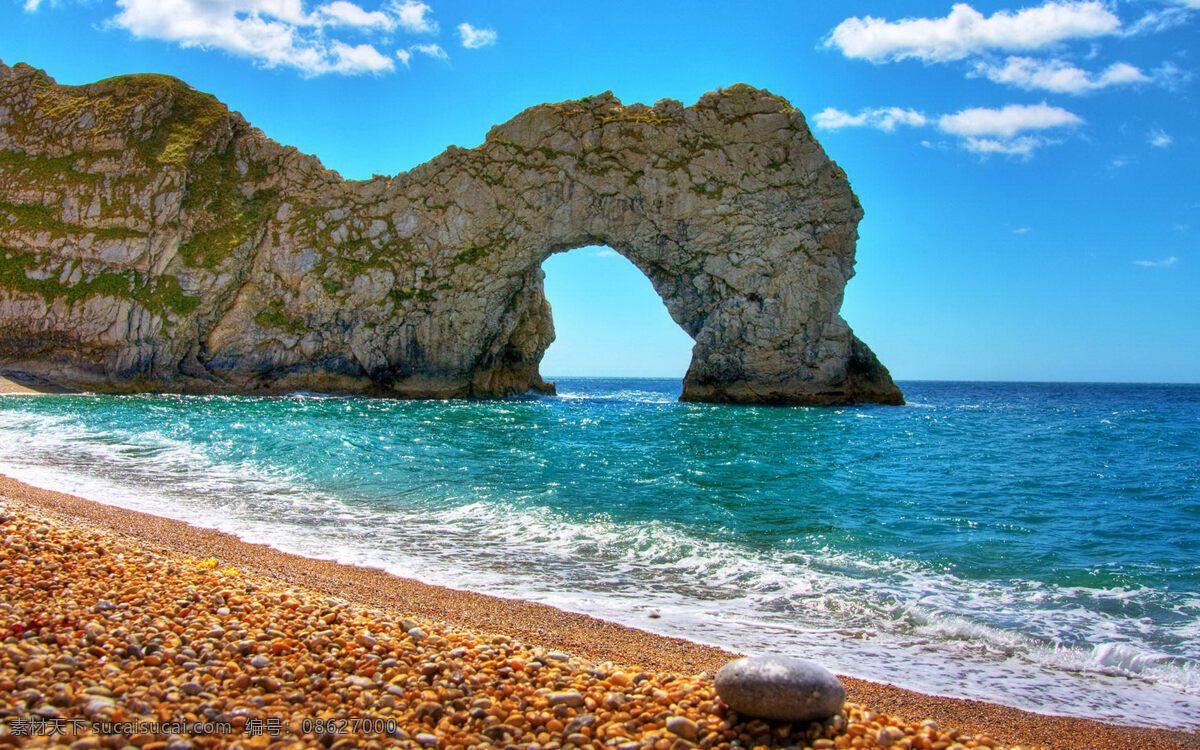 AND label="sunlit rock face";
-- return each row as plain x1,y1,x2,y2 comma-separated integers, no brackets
0,60,902,405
